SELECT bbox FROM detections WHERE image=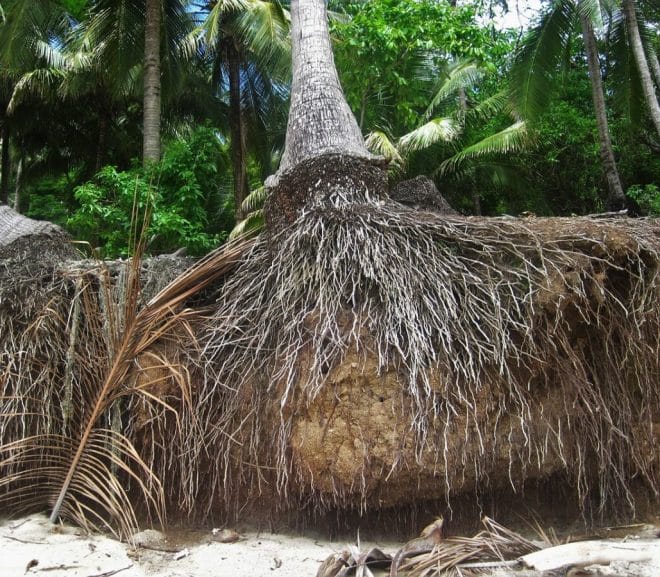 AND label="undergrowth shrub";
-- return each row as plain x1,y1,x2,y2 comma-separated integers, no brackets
67,127,232,257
